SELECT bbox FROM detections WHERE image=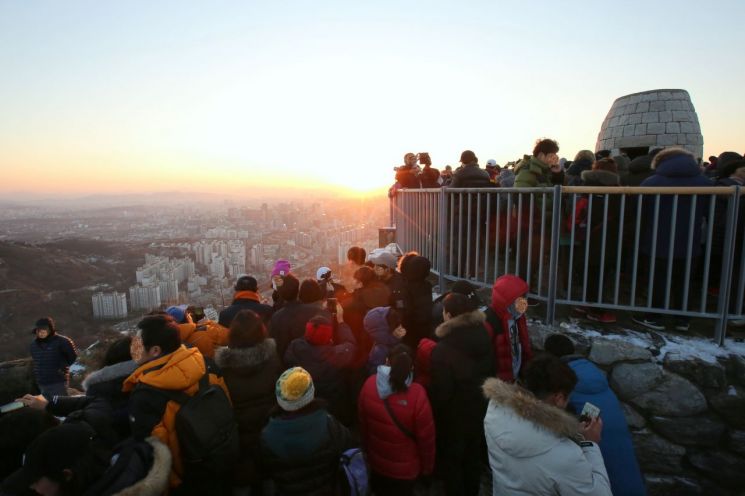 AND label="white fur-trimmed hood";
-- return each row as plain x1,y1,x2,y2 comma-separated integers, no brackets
112,437,171,496
214,338,277,370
